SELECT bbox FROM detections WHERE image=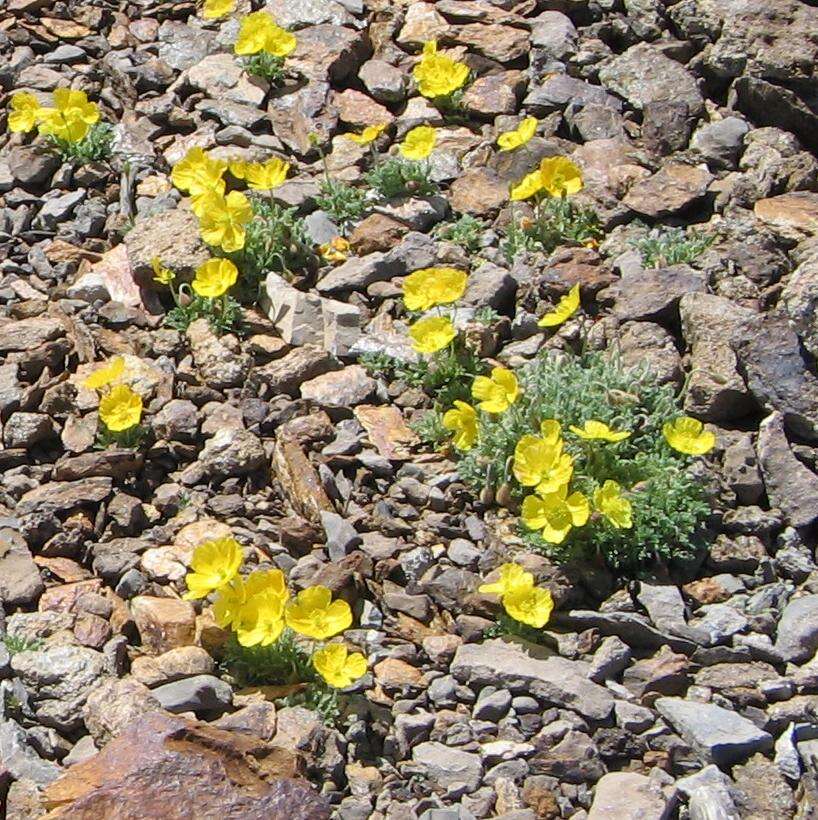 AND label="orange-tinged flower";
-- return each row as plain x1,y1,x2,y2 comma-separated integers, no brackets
319,236,350,264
